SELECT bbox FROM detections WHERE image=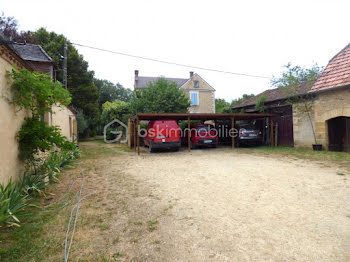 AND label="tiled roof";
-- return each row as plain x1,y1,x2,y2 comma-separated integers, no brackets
135,76,188,89
311,43,350,92
9,43,53,63
232,82,312,109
